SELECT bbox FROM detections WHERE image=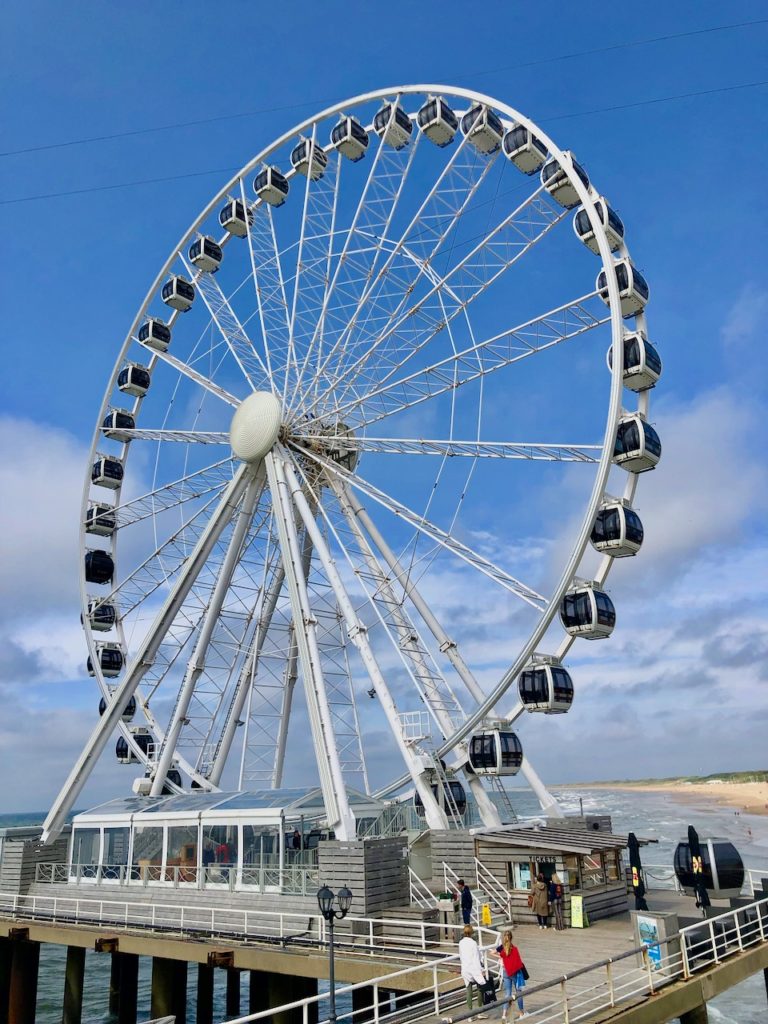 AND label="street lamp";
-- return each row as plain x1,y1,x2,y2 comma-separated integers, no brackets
317,884,353,1024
